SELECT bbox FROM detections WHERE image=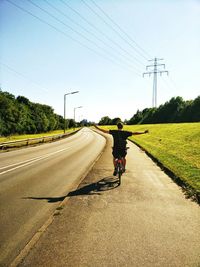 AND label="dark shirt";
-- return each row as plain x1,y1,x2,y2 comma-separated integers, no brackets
109,130,132,150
